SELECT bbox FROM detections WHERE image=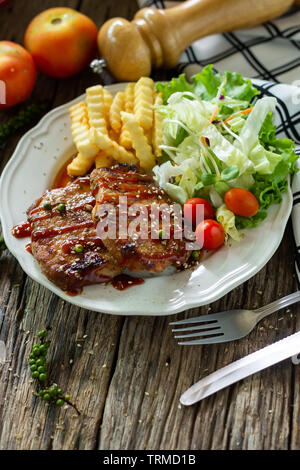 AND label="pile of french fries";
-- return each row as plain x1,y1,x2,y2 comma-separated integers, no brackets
67,77,164,177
